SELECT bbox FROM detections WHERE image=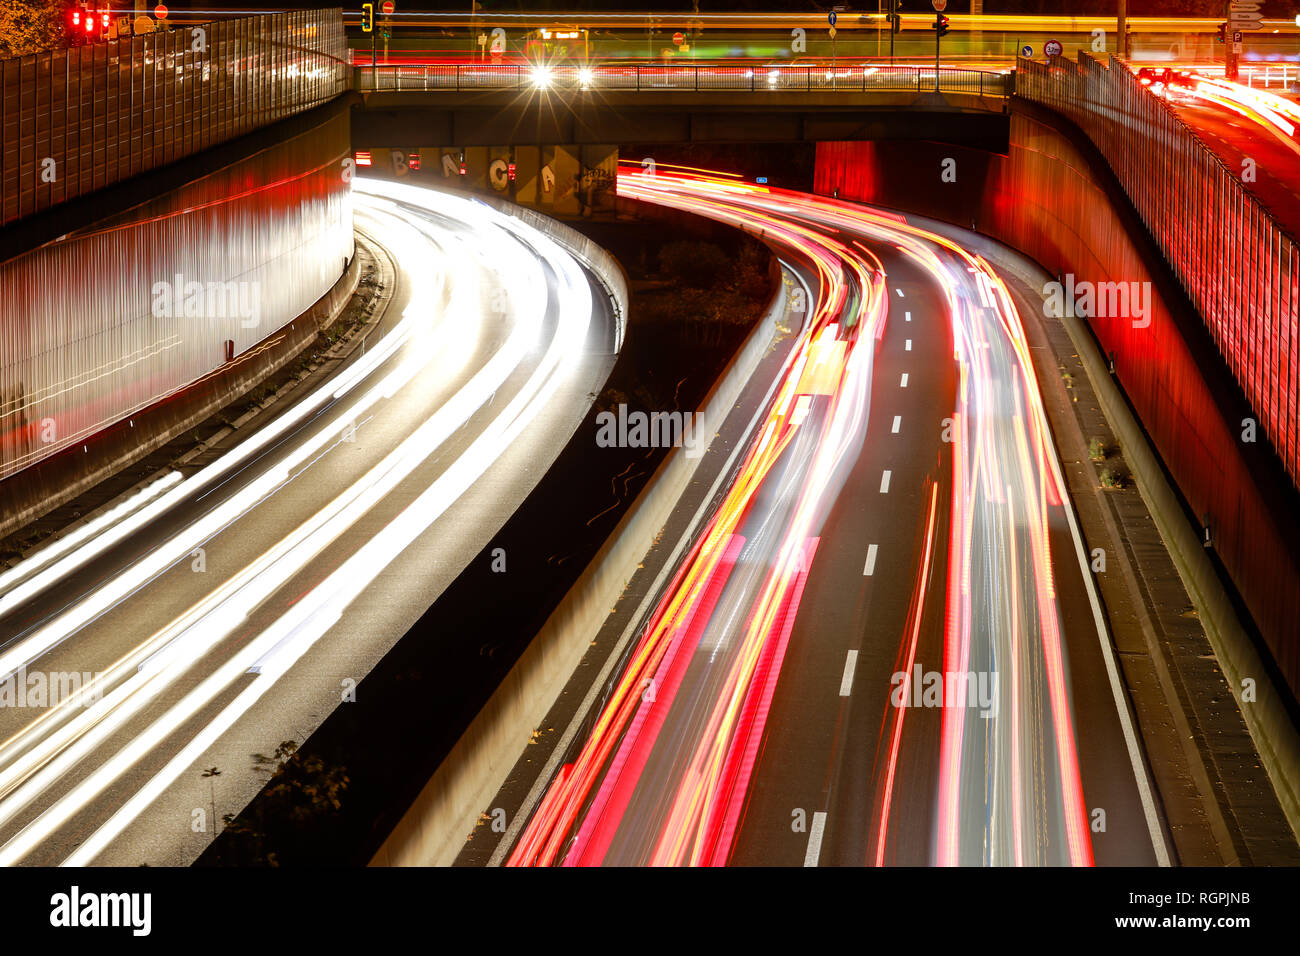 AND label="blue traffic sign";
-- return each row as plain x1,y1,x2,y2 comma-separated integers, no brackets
828,11,837,26
1022,45,1034,57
